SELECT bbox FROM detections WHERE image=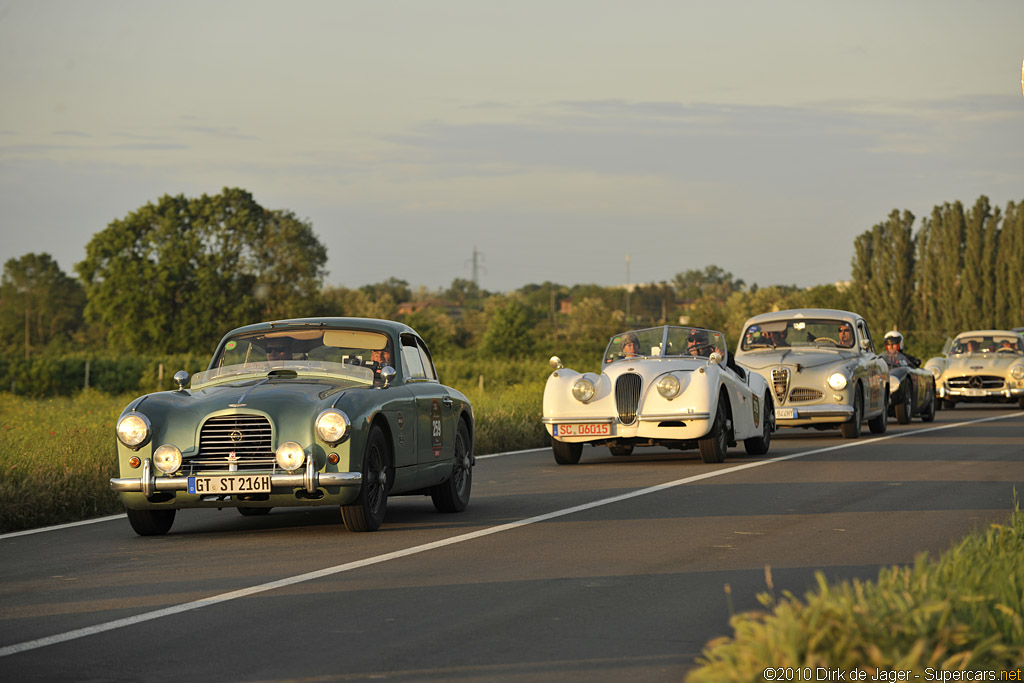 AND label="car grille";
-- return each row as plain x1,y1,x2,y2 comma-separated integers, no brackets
947,375,1004,390
187,414,276,473
788,388,824,402
771,367,790,404
615,373,642,425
